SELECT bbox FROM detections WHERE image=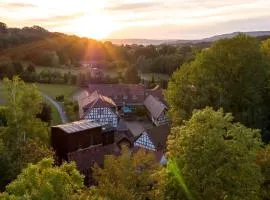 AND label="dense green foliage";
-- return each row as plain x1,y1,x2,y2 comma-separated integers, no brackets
0,22,196,79
256,145,270,199
262,39,270,59
92,148,164,200
166,35,270,141
3,77,49,144
166,107,263,200
63,100,78,122
0,77,52,189
0,158,84,200
124,66,140,84
36,102,52,124
0,106,7,126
